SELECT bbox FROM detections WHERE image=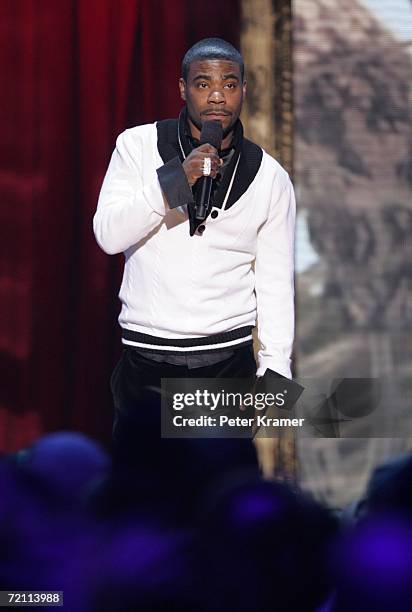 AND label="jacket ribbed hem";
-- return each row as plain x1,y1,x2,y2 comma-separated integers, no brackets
121,326,253,355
